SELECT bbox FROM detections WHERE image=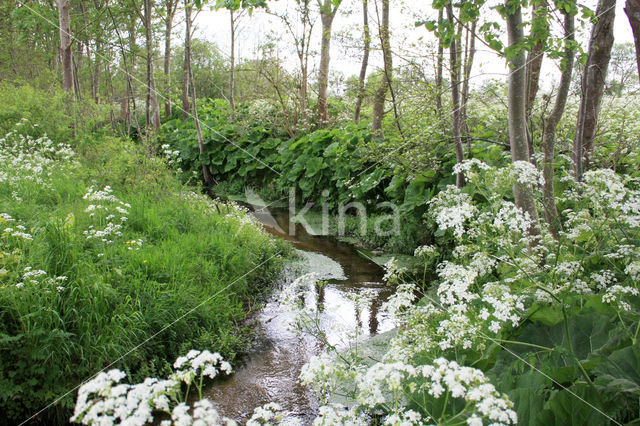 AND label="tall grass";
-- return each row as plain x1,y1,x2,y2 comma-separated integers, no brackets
0,119,288,424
